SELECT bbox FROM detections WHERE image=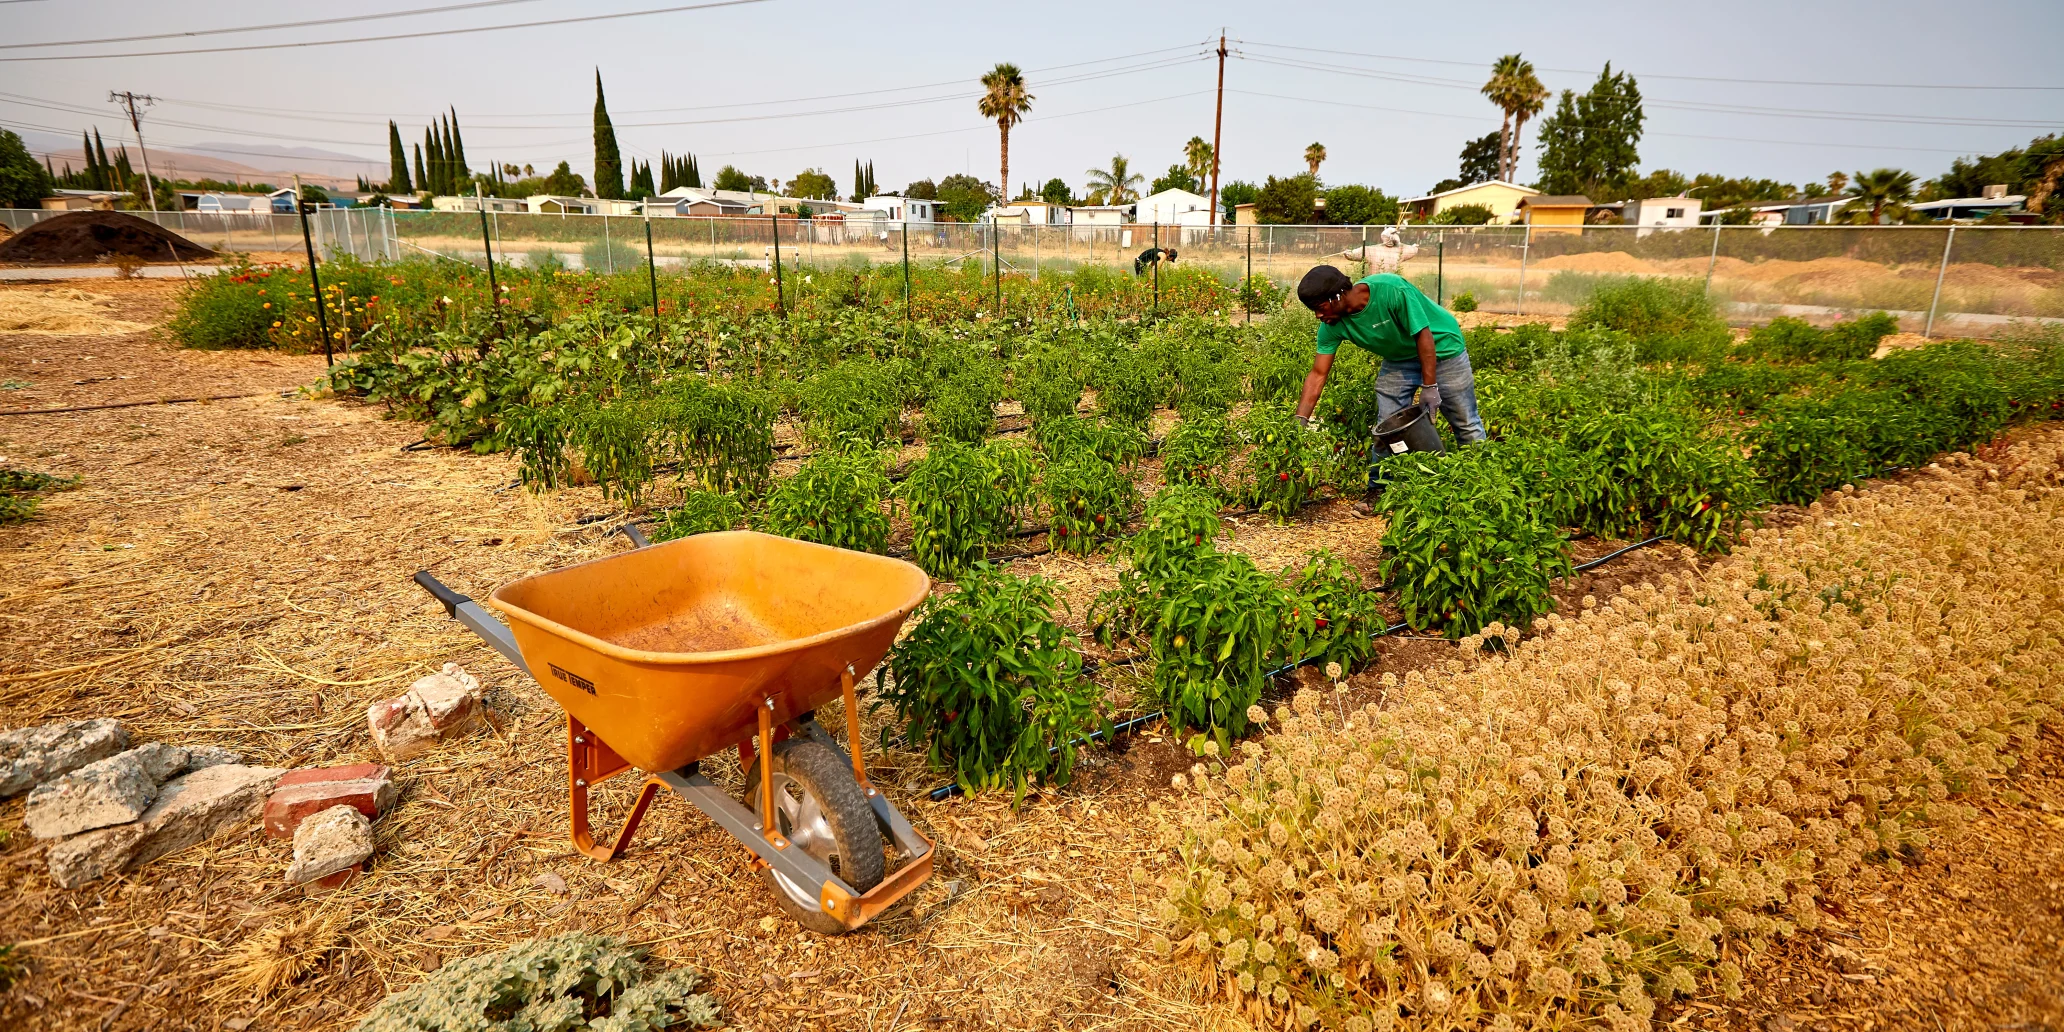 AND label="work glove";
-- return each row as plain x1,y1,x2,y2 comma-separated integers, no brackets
1417,382,1442,415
